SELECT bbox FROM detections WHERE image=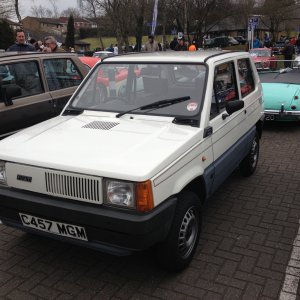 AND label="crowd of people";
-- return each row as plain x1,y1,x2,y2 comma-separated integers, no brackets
144,34,199,52
6,28,300,61
6,29,66,53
